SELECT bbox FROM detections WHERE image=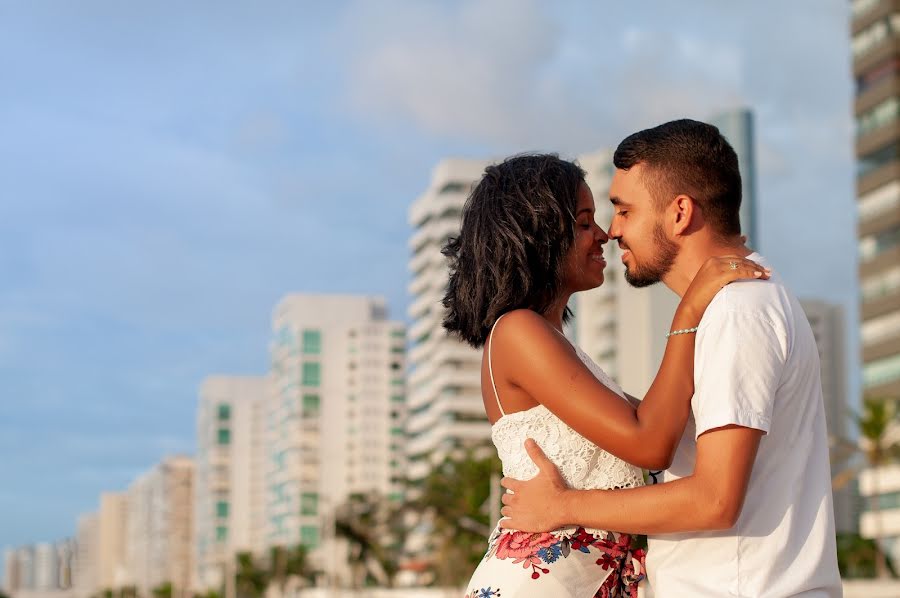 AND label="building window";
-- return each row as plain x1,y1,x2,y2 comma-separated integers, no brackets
217,429,231,445
300,526,319,549
216,501,229,518
216,526,228,542
391,427,404,436
217,404,231,421
391,395,404,403
301,493,318,516
302,362,321,386
302,394,320,417
302,330,321,354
